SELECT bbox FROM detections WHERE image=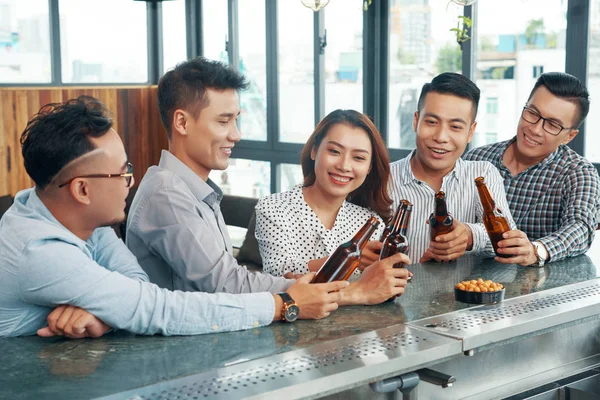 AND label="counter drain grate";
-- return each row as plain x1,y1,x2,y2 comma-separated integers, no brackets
128,332,426,399
437,284,600,331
